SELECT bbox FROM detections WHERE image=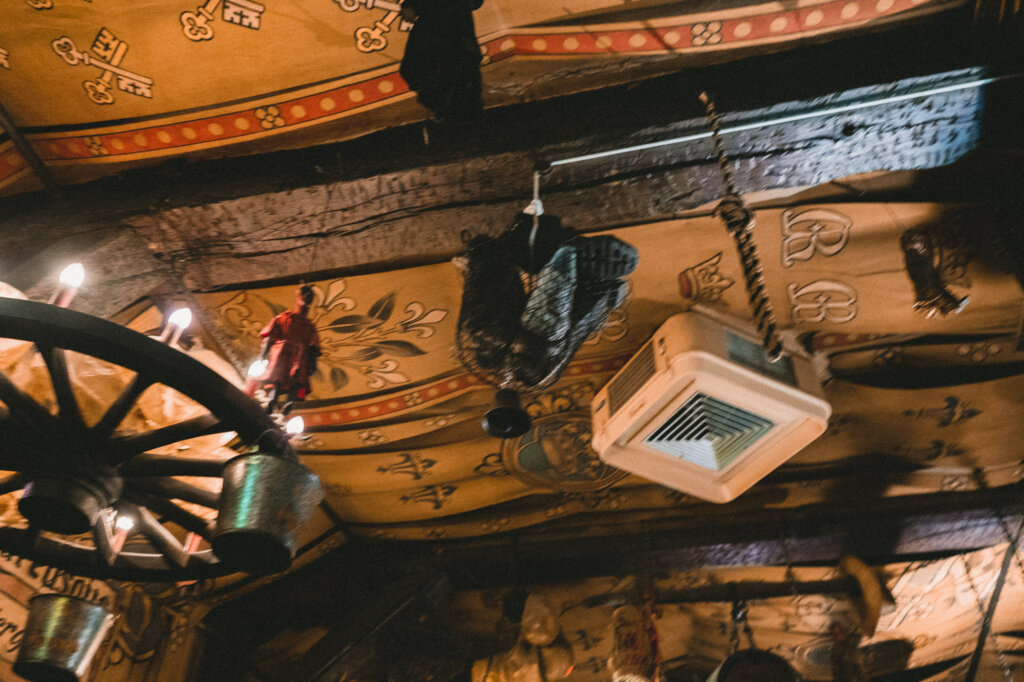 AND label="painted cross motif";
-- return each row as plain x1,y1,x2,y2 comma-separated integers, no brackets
181,0,266,41
0,49,9,70
781,207,852,267
902,396,981,427
334,0,413,53
786,279,858,324
400,484,456,510
51,30,154,105
377,452,436,480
